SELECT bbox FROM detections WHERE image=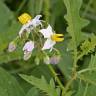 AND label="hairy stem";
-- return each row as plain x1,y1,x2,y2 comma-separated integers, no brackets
47,64,65,91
